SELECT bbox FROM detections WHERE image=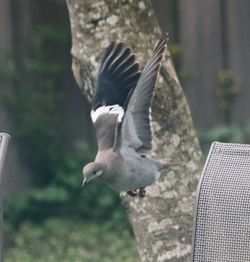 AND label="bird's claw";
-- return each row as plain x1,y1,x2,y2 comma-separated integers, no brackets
127,187,146,198
138,187,146,198
127,190,138,197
